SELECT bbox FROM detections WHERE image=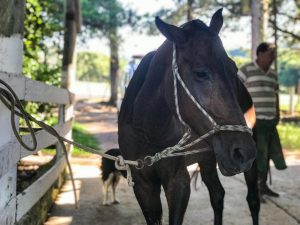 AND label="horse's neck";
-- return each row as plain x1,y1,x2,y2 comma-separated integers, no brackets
134,96,183,147
133,41,171,116
132,42,184,146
